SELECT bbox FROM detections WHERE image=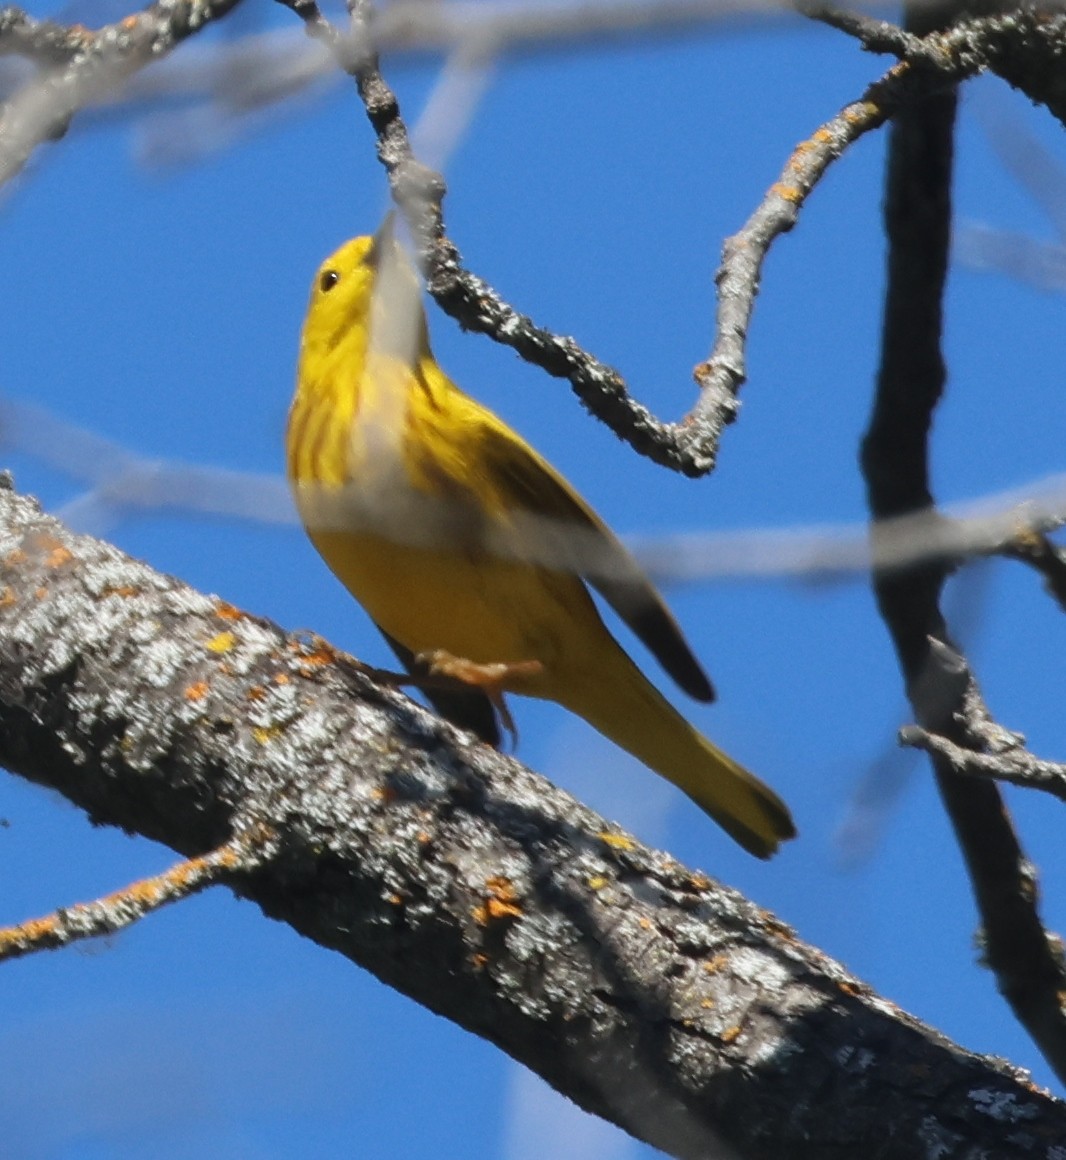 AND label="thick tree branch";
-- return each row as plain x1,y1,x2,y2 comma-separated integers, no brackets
862,0,1066,1087
0,480,1062,1157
